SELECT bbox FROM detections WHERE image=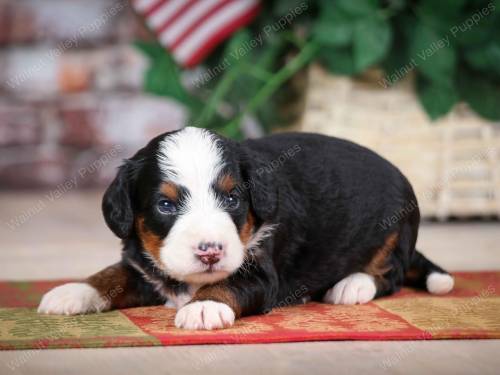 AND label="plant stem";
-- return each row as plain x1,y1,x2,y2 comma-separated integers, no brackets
195,64,241,127
222,40,320,138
